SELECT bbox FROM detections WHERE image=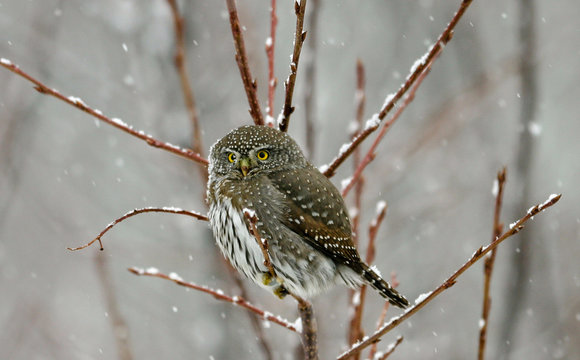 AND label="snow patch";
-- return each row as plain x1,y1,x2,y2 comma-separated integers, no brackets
145,267,159,275
341,177,352,192
414,291,432,304
376,200,387,215
479,318,486,329
169,272,183,281
527,122,542,136
243,208,256,219
68,96,86,106
491,179,499,196
364,113,381,131
293,317,303,333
